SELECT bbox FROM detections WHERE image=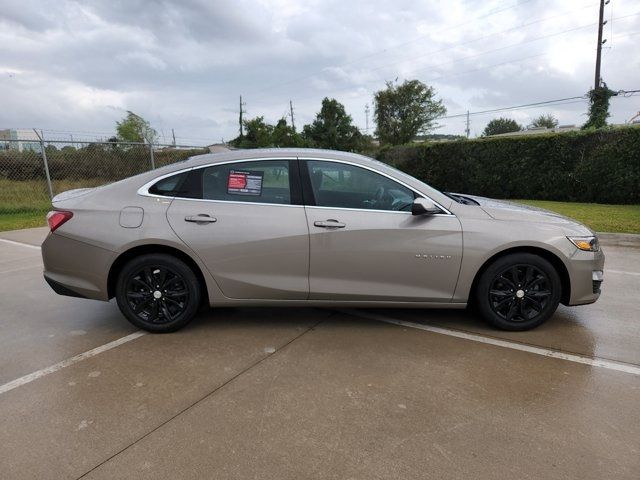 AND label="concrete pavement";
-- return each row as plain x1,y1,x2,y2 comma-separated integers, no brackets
0,228,639,479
